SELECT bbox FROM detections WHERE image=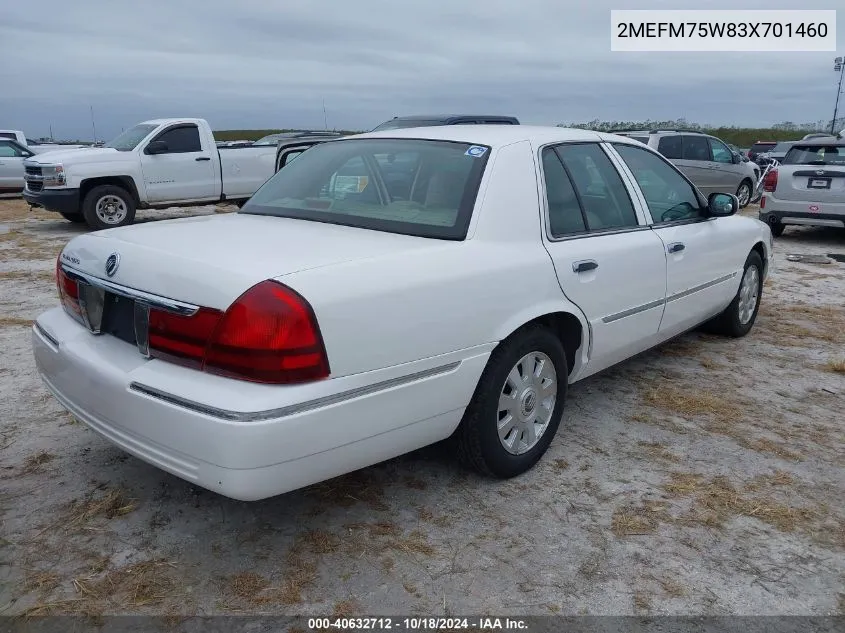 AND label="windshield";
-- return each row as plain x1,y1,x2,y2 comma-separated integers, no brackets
371,119,445,132
771,143,793,153
105,124,158,151
783,145,845,166
254,134,283,145
241,138,490,240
